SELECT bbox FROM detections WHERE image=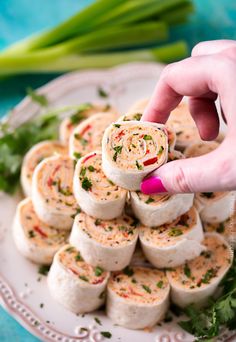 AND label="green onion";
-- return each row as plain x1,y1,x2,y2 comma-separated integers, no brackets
0,0,192,77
